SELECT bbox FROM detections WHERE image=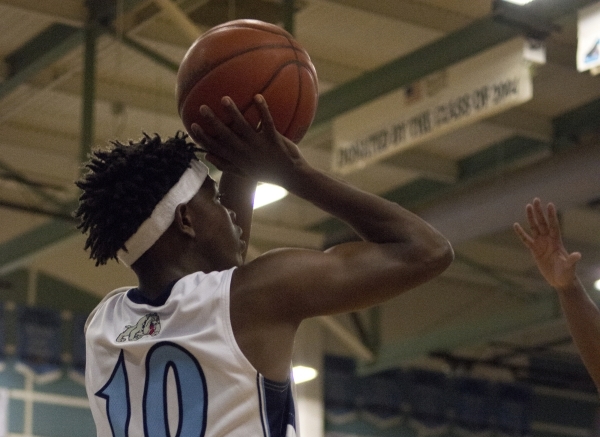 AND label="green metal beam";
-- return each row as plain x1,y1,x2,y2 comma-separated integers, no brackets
0,24,84,100
313,17,516,126
453,253,535,301
0,0,597,276
312,91,600,235
0,213,78,276
0,200,75,221
0,1,183,265
359,295,561,375
282,0,295,35
80,20,99,166
0,159,65,208
115,31,180,72
0,4,182,275
0,0,154,101
312,0,600,127
553,96,600,141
